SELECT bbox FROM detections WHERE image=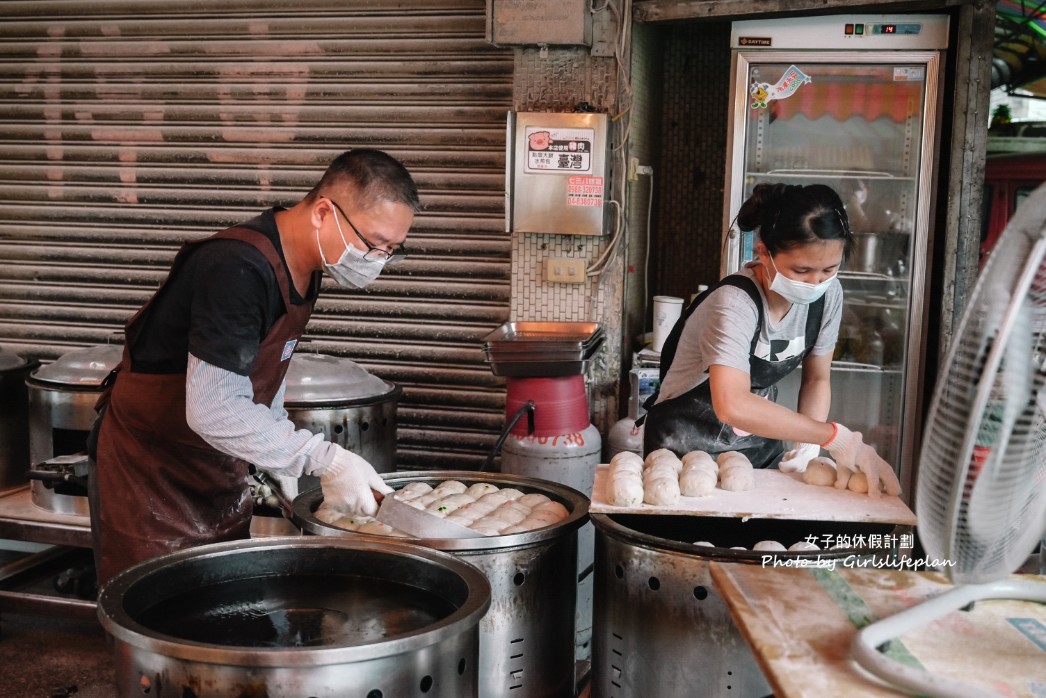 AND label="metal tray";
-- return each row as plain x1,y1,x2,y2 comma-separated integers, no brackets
483,322,603,351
